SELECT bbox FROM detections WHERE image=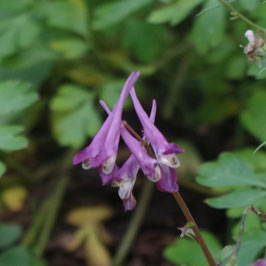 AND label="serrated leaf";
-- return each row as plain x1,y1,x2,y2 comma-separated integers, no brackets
0,223,22,249
50,84,102,148
241,90,266,142
206,189,266,209
0,126,28,151
191,0,226,54
164,231,221,266
148,0,202,25
93,0,152,30
0,81,38,115
0,161,6,177
197,153,266,189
